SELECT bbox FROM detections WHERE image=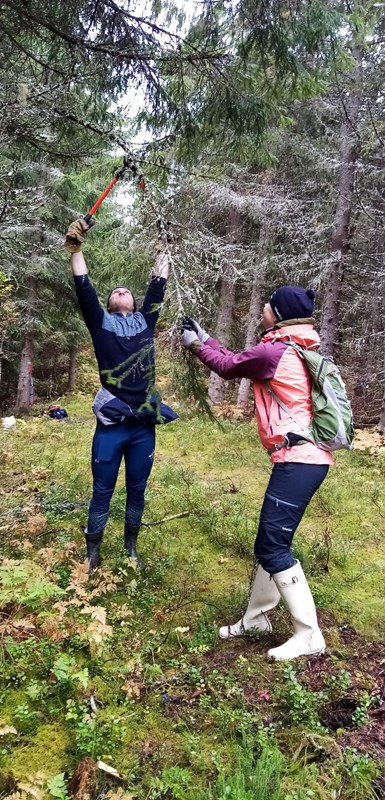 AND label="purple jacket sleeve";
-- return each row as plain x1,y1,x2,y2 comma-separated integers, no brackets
204,336,234,356
195,338,285,381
